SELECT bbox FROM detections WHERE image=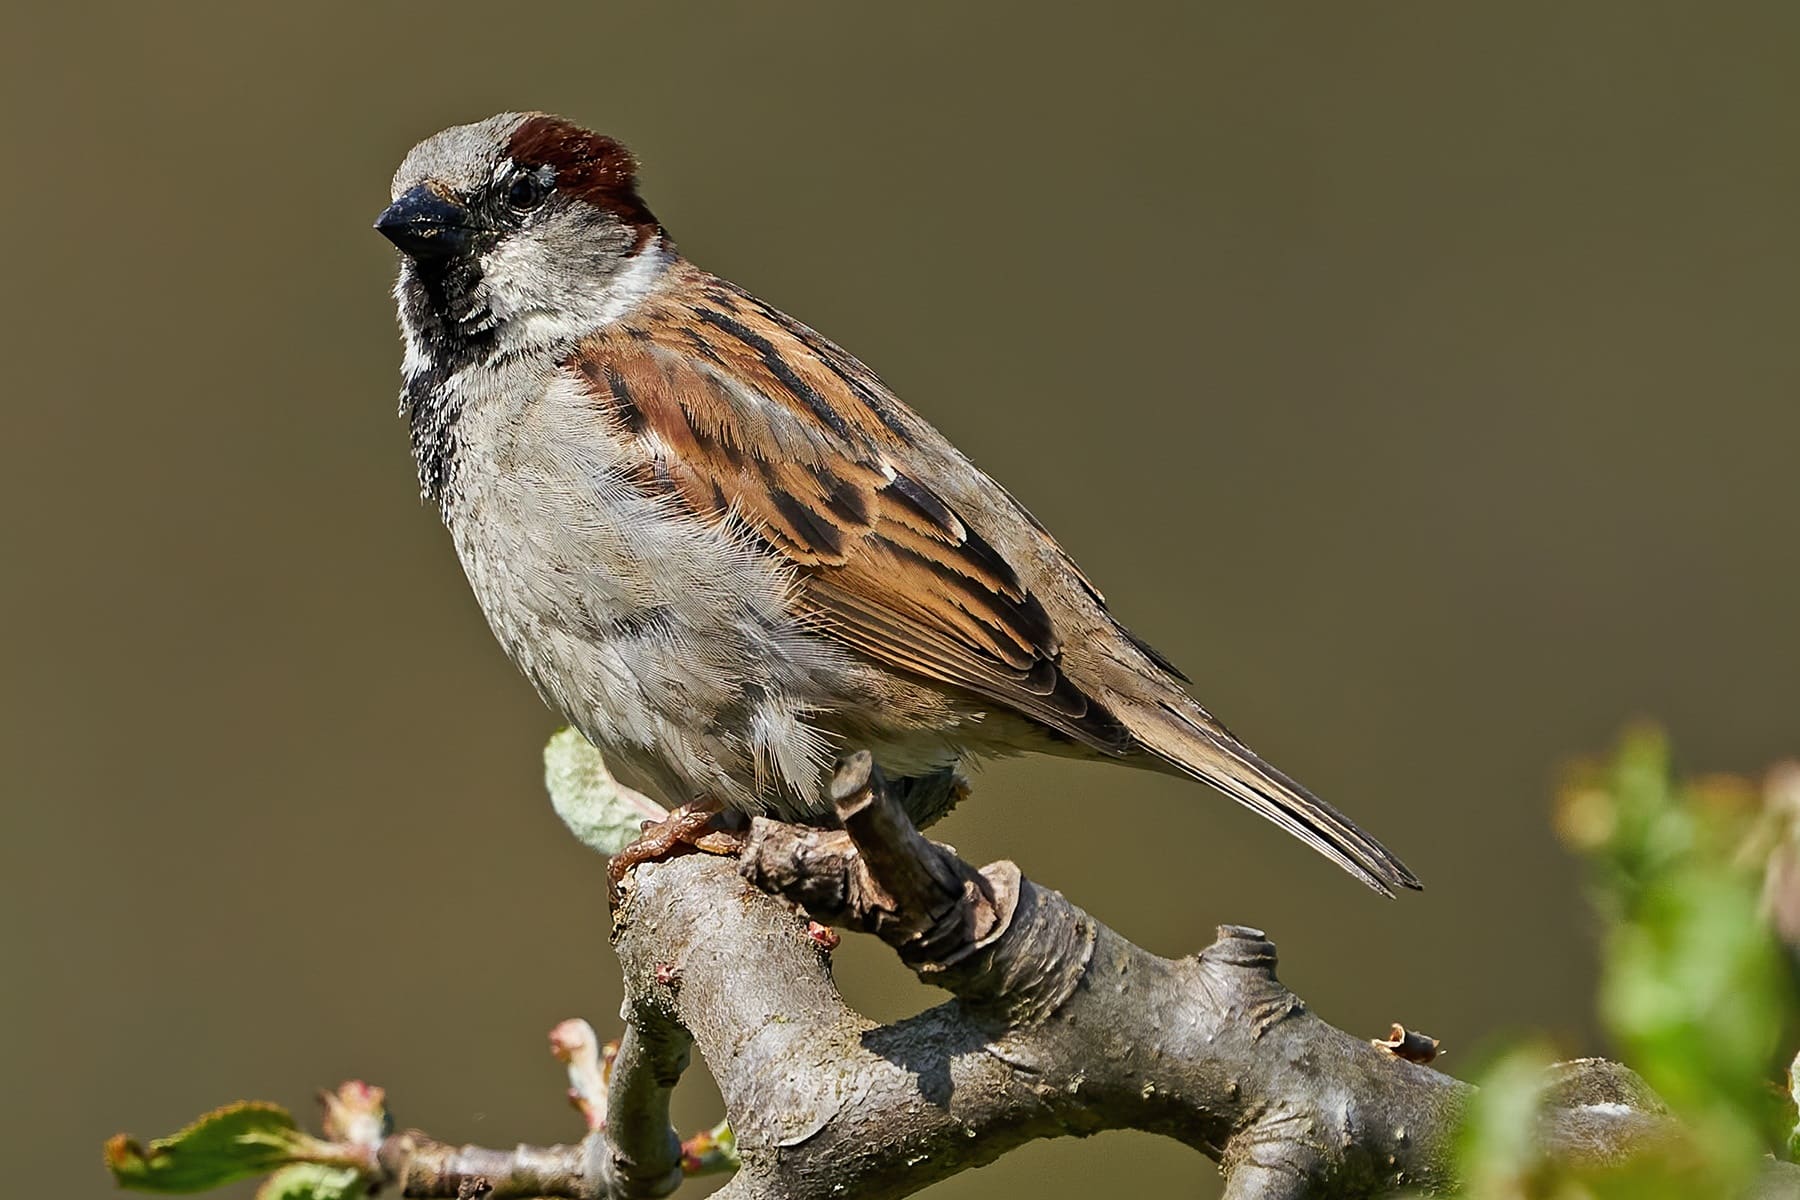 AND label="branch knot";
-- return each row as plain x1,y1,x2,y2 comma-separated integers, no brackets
1198,925,1280,976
